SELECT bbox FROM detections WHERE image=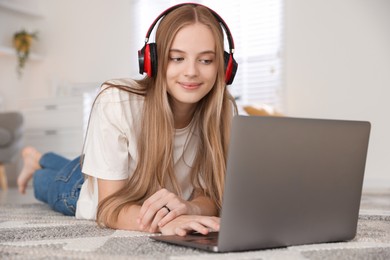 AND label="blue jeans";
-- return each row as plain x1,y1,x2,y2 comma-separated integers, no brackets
33,152,84,216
